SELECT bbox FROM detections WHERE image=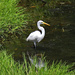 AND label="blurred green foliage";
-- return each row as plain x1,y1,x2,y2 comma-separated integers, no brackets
21,0,74,23
0,50,75,75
